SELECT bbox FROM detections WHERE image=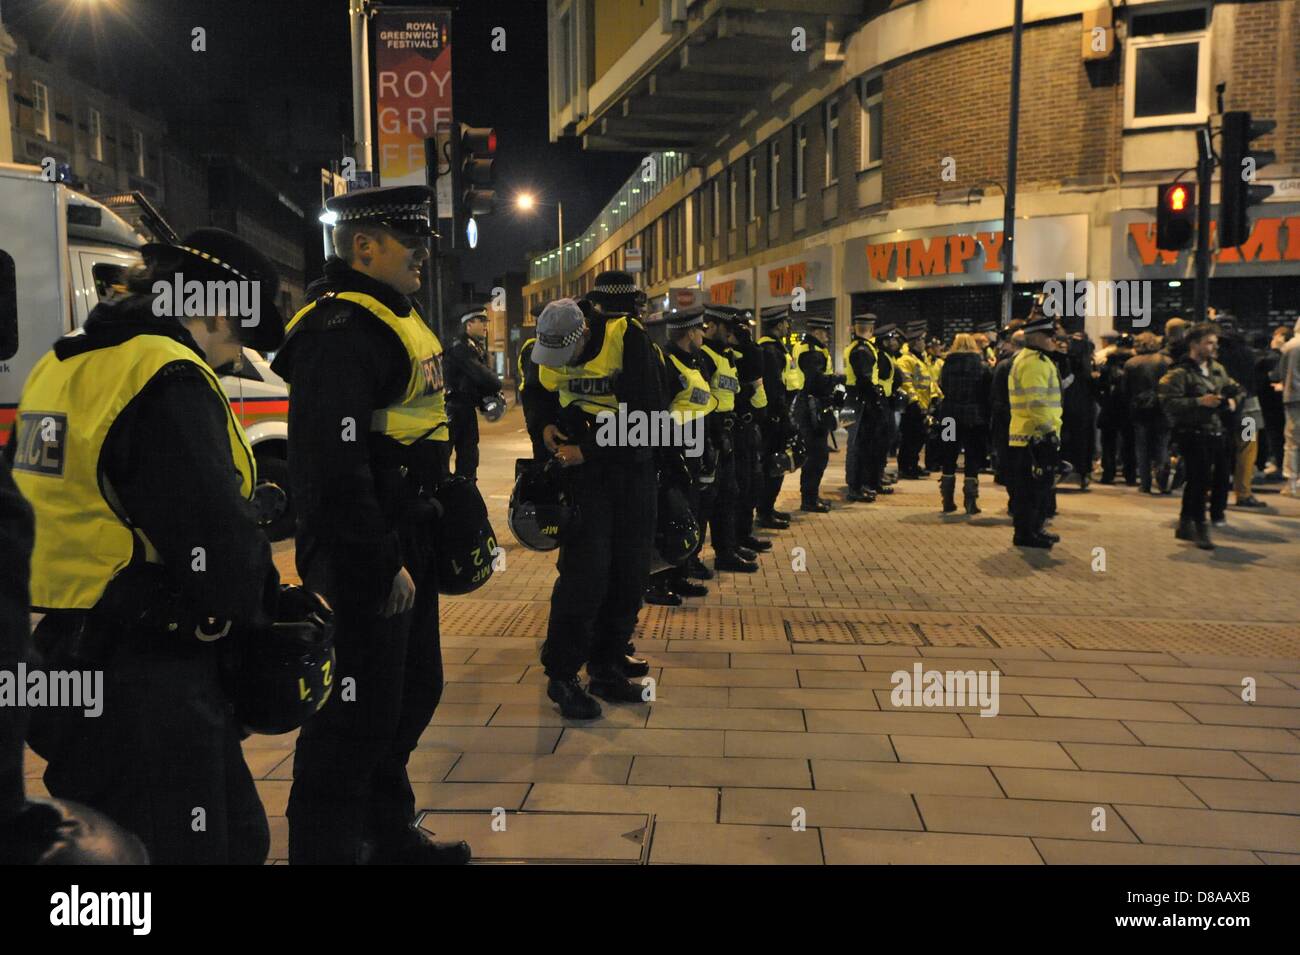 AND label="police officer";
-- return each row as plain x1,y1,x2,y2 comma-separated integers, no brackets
896,332,937,479
528,273,663,720
271,186,470,864
722,307,773,557
445,304,503,482
700,305,760,570
865,323,903,496
646,306,715,603
755,308,796,529
922,336,946,474
7,229,283,864
1007,310,1064,549
844,314,880,502
792,316,837,511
